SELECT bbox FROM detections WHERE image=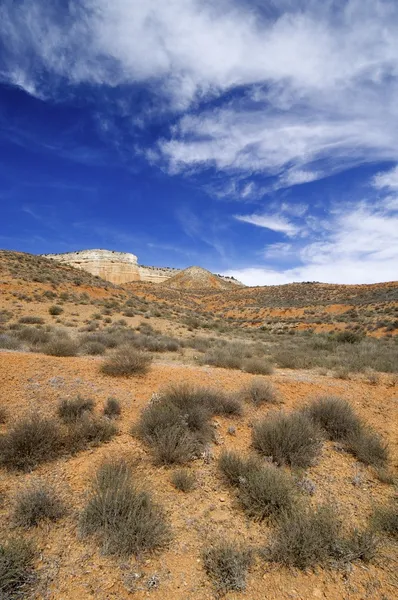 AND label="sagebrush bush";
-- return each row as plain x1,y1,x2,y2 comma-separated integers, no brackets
304,396,361,441
82,341,106,355
58,396,94,423
252,412,322,468
0,414,62,471
171,469,196,492
18,316,44,324
239,379,278,406
49,305,63,316
80,459,170,556
66,414,117,453
345,427,388,467
346,425,388,468
43,336,79,357
243,358,274,375
203,543,252,592
219,451,296,521
371,504,398,538
13,482,65,528
101,346,152,376
0,538,35,600
269,505,342,568
136,384,240,465
269,505,377,568
0,334,22,351
103,397,121,418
